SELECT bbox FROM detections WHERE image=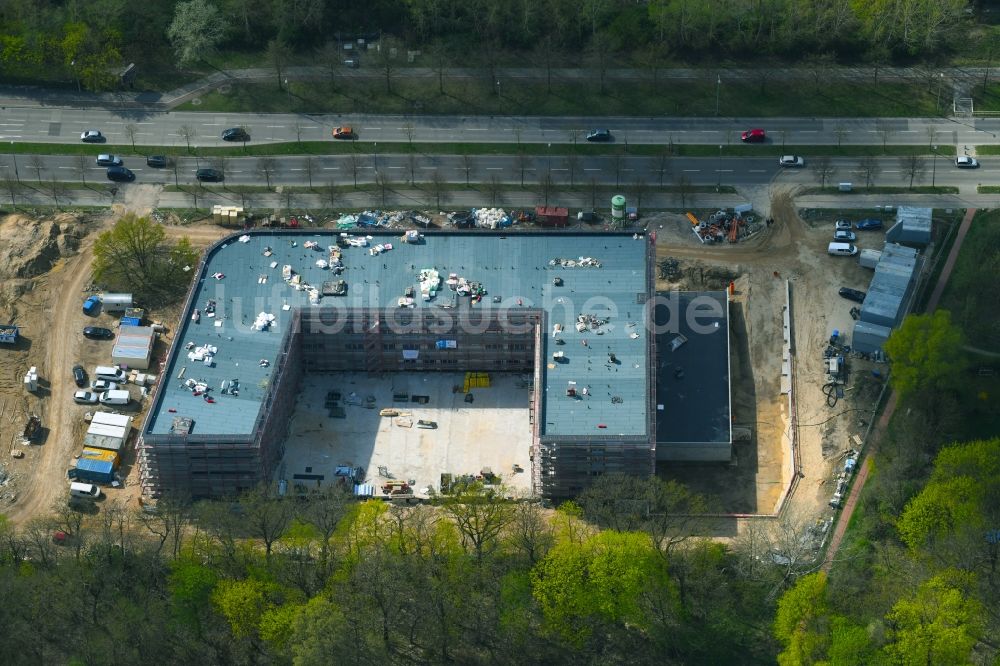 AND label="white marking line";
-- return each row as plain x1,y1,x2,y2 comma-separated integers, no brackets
716,169,734,172
266,125,286,128
387,166,403,169
322,167,339,170
201,123,222,126
363,127,382,130
289,168,304,171
552,168,568,171
466,128,489,131
583,168,601,171
799,130,818,133
486,167,503,170
0,123,25,126
748,169,767,173
683,169,700,172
